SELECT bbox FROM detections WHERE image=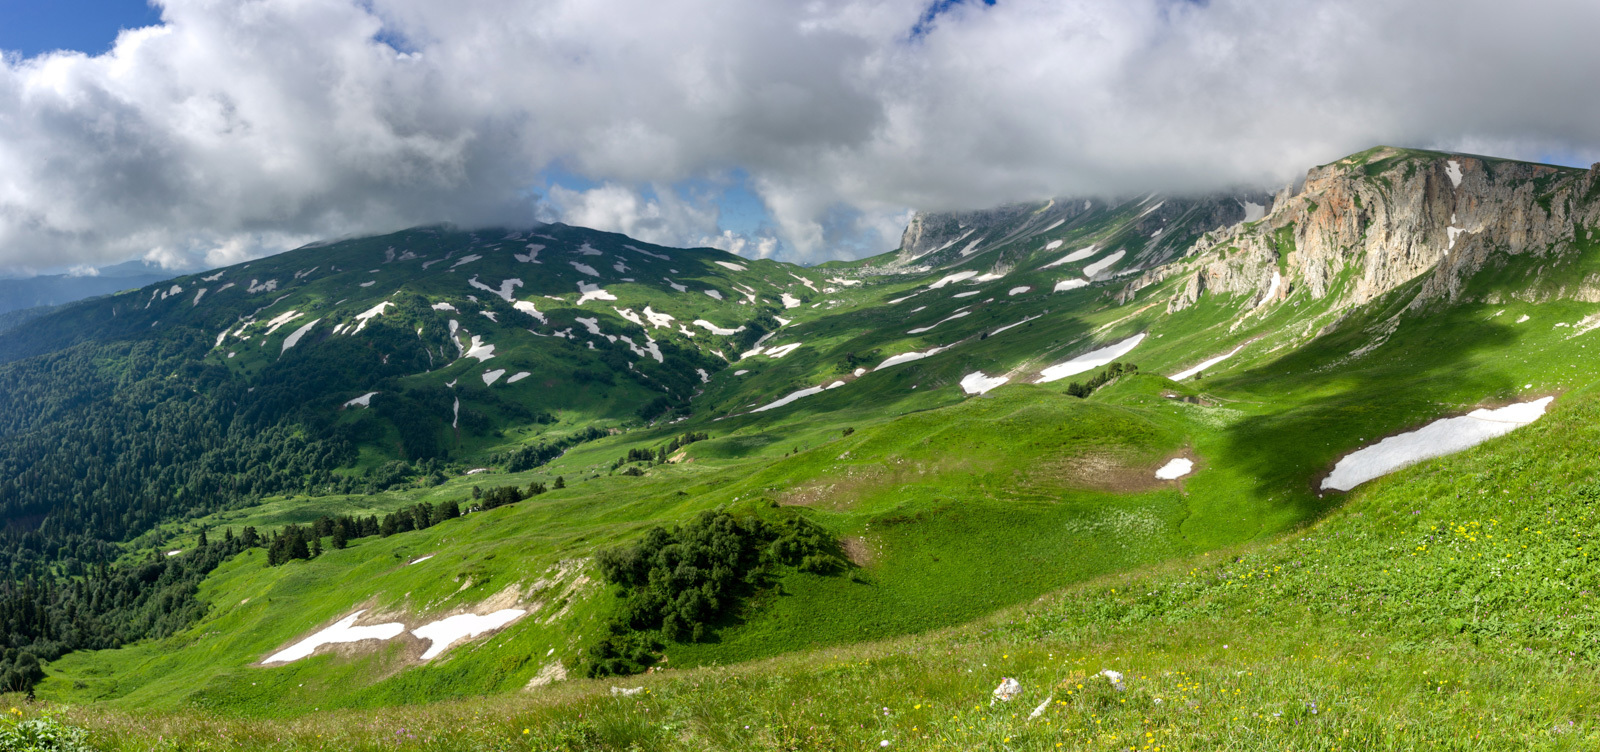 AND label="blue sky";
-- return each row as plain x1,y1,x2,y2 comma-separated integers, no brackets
0,0,161,58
